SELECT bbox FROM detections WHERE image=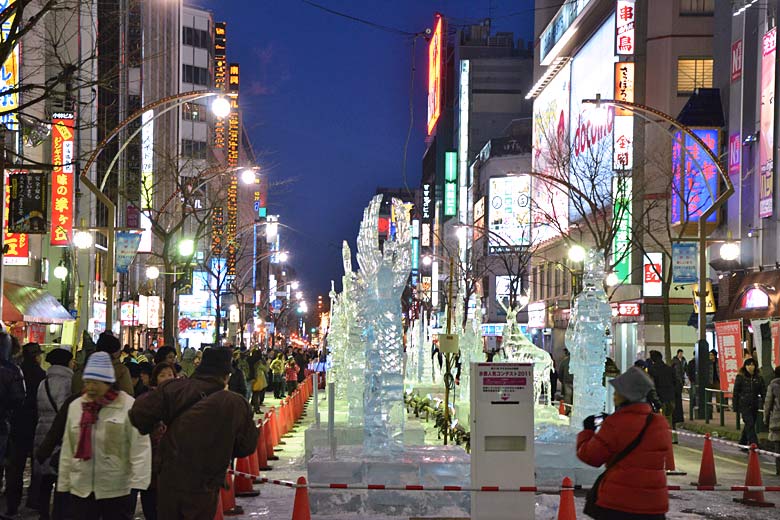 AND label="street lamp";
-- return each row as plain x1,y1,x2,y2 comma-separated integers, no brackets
422,255,433,266
568,244,586,263
211,96,232,118
605,272,620,287
240,168,258,185
290,280,300,290
53,265,68,281
178,238,195,258
277,251,289,263
145,266,160,280
719,241,740,261
73,230,93,250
